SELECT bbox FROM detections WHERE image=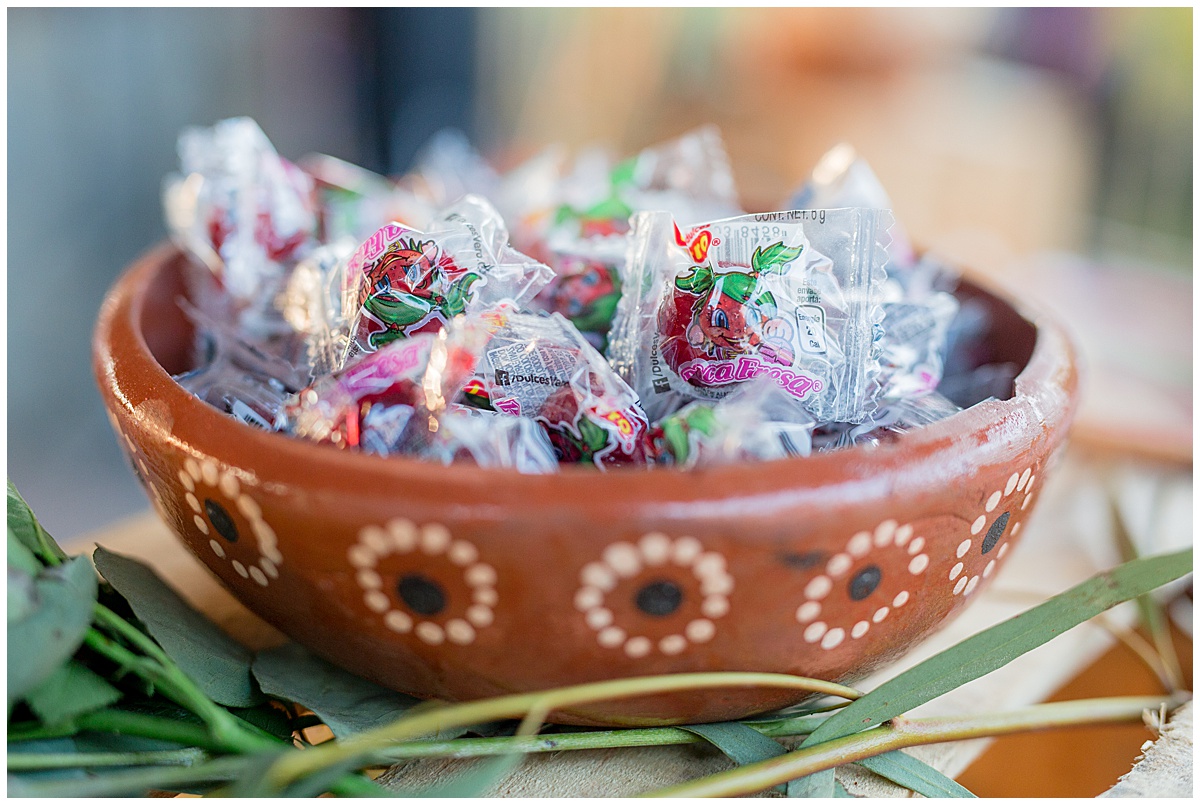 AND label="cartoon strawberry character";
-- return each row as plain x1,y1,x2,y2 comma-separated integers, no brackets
535,379,649,468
